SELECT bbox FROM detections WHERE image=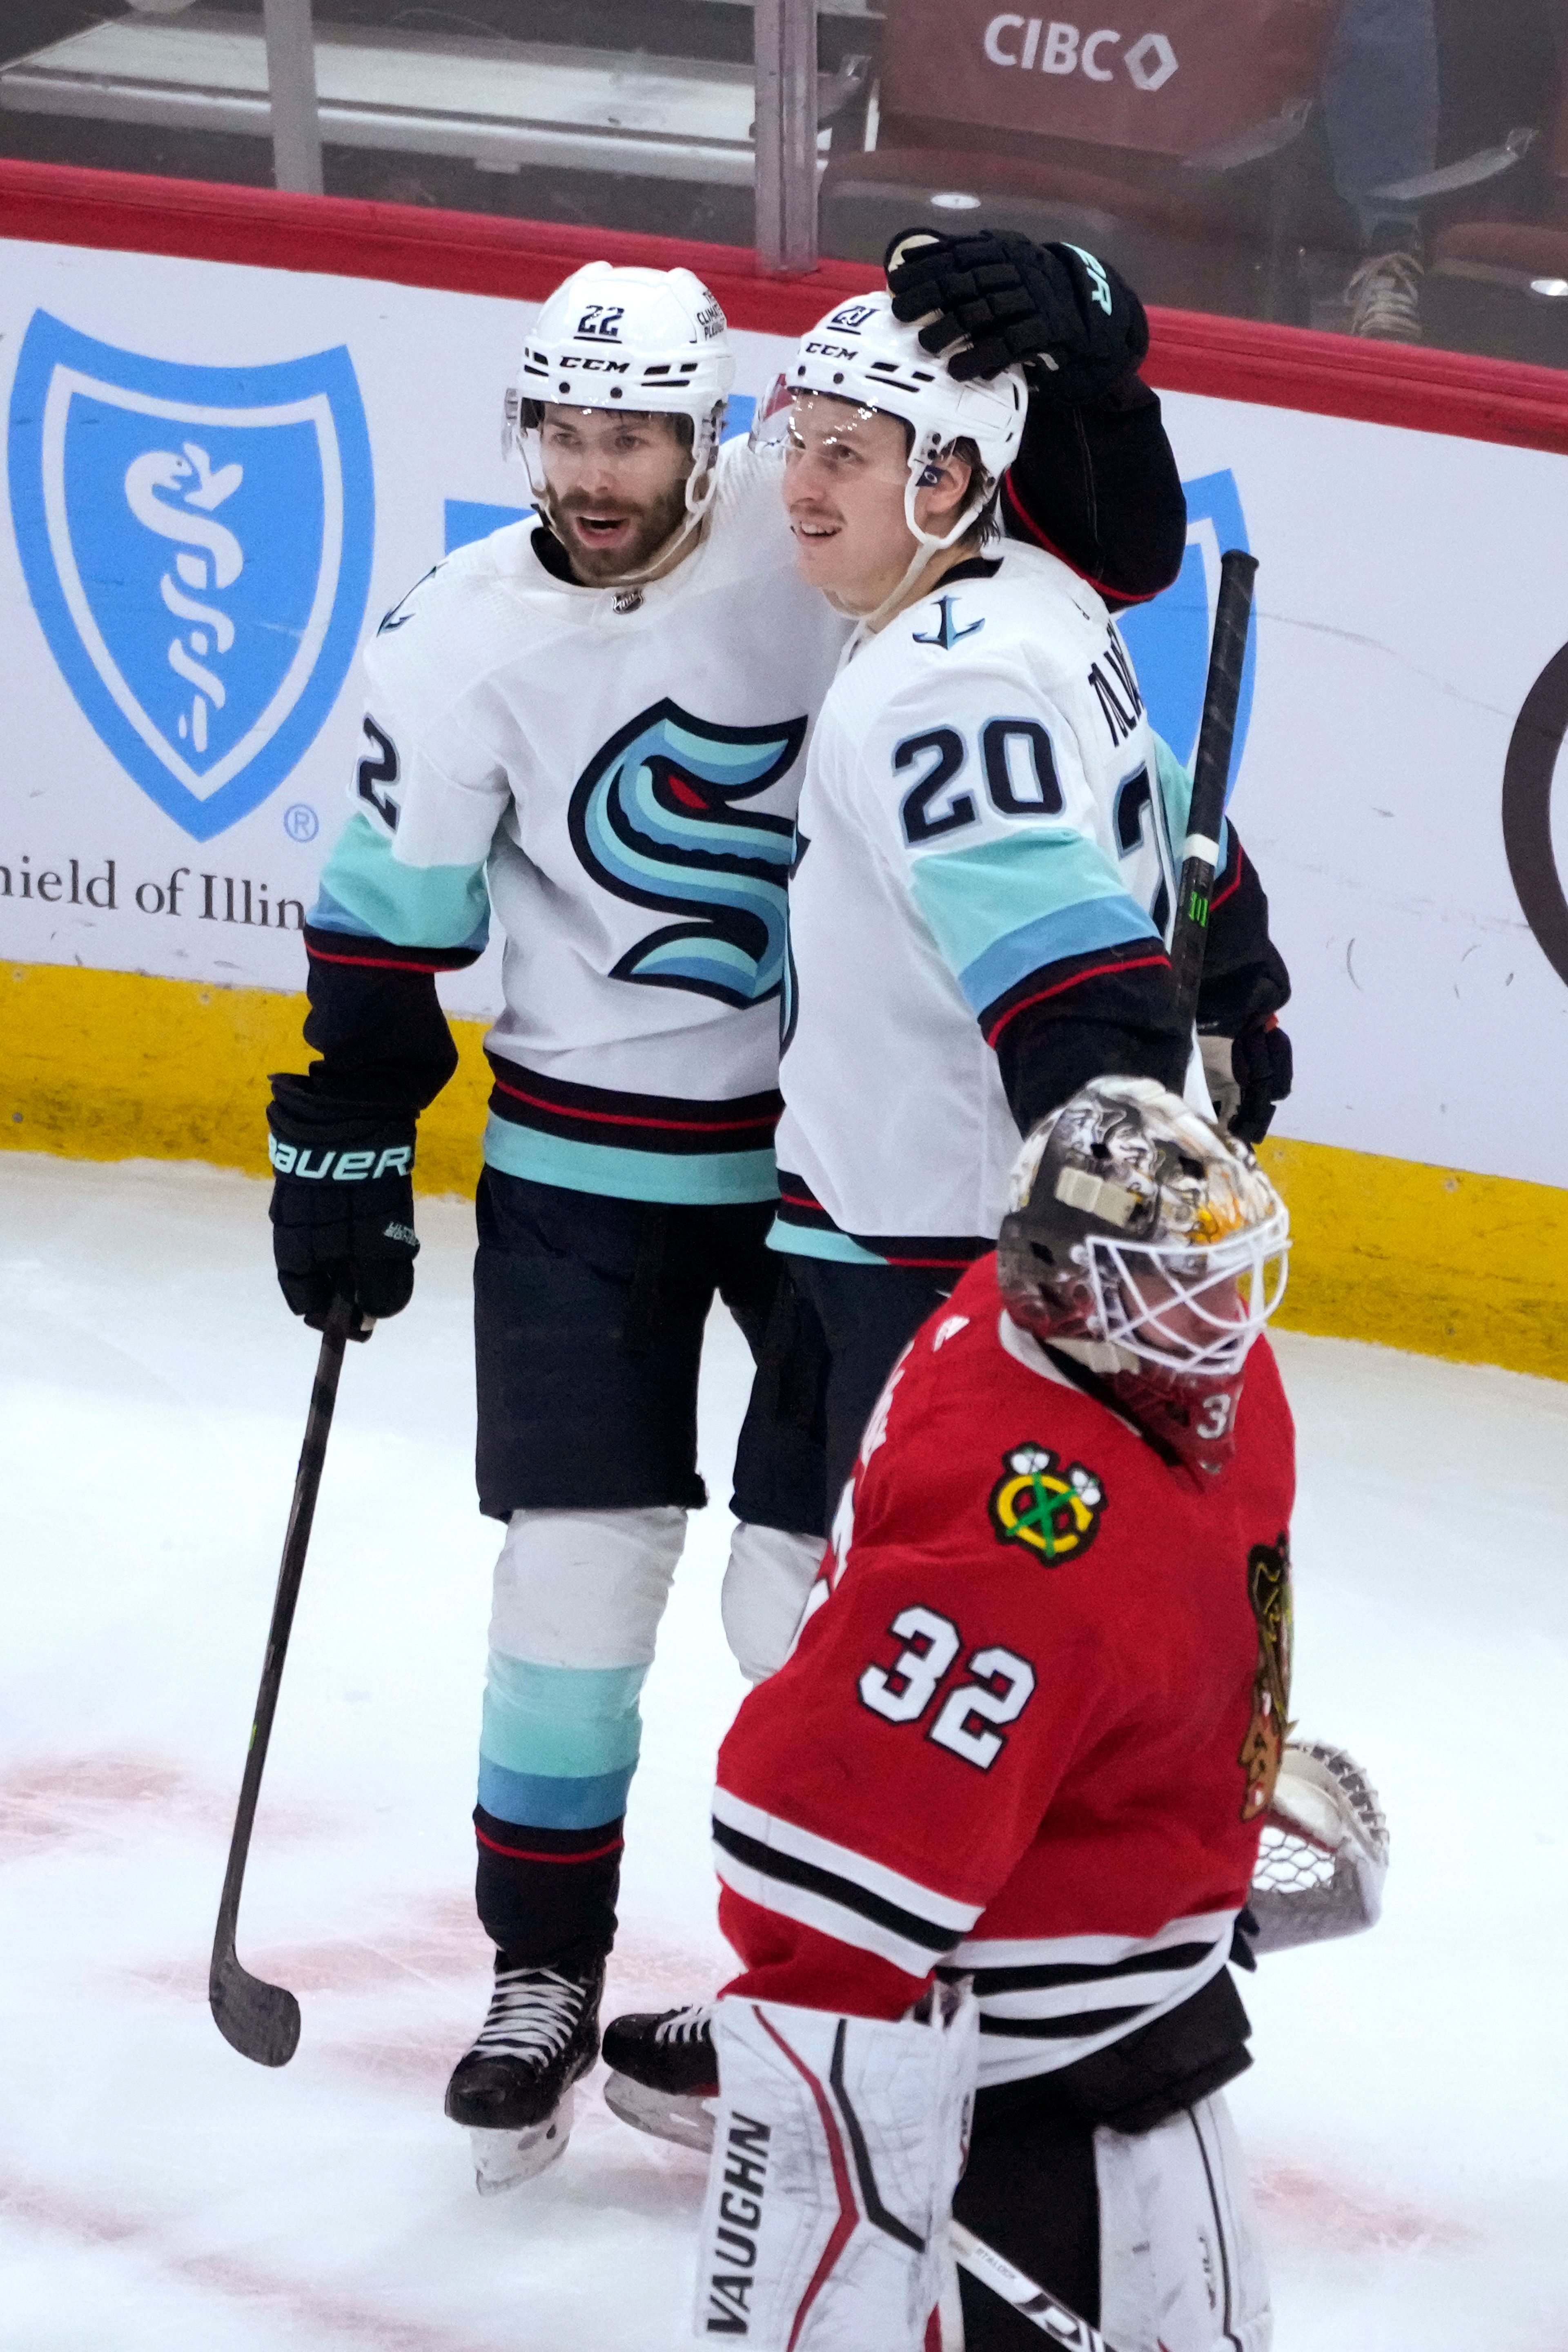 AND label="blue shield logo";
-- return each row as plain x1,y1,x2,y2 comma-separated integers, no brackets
1118,468,1255,795
8,311,374,842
